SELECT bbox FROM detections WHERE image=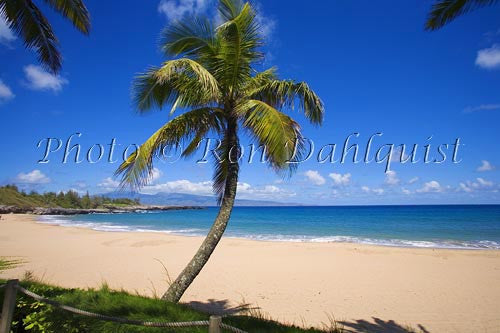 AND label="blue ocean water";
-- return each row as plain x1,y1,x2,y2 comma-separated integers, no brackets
38,205,500,249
